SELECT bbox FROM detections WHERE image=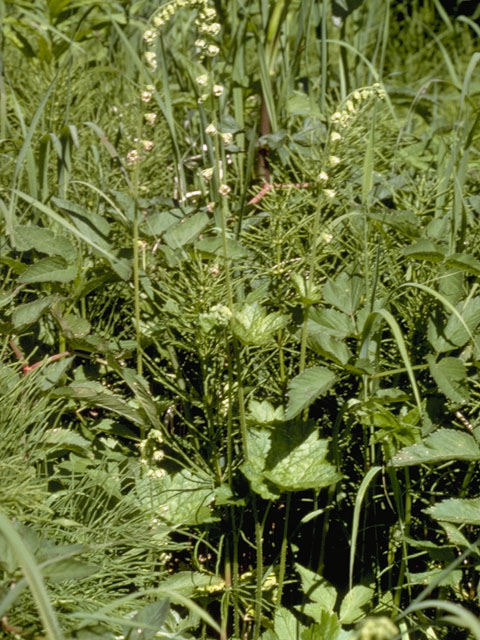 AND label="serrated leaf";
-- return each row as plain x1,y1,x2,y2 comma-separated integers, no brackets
159,469,218,526
14,225,76,261
158,571,223,597
323,271,364,314
445,253,480,276
426,498,480,525
390,429,480,466
140,210,180,236
300,611,350,640
126,600,170,640
308,308,354,339
247,399,284,425
241,429,280,500
164,212,209,248
403,238,444,262
41,428,91,455
12,296,56,328
428,297,480,352
427,355,469,403
296,564,337,609
339,585,373,624
196,236,248,259
273,607,306,640
232,303,288,346
285,366,336,420
307,332,352,365
18,256,76,283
